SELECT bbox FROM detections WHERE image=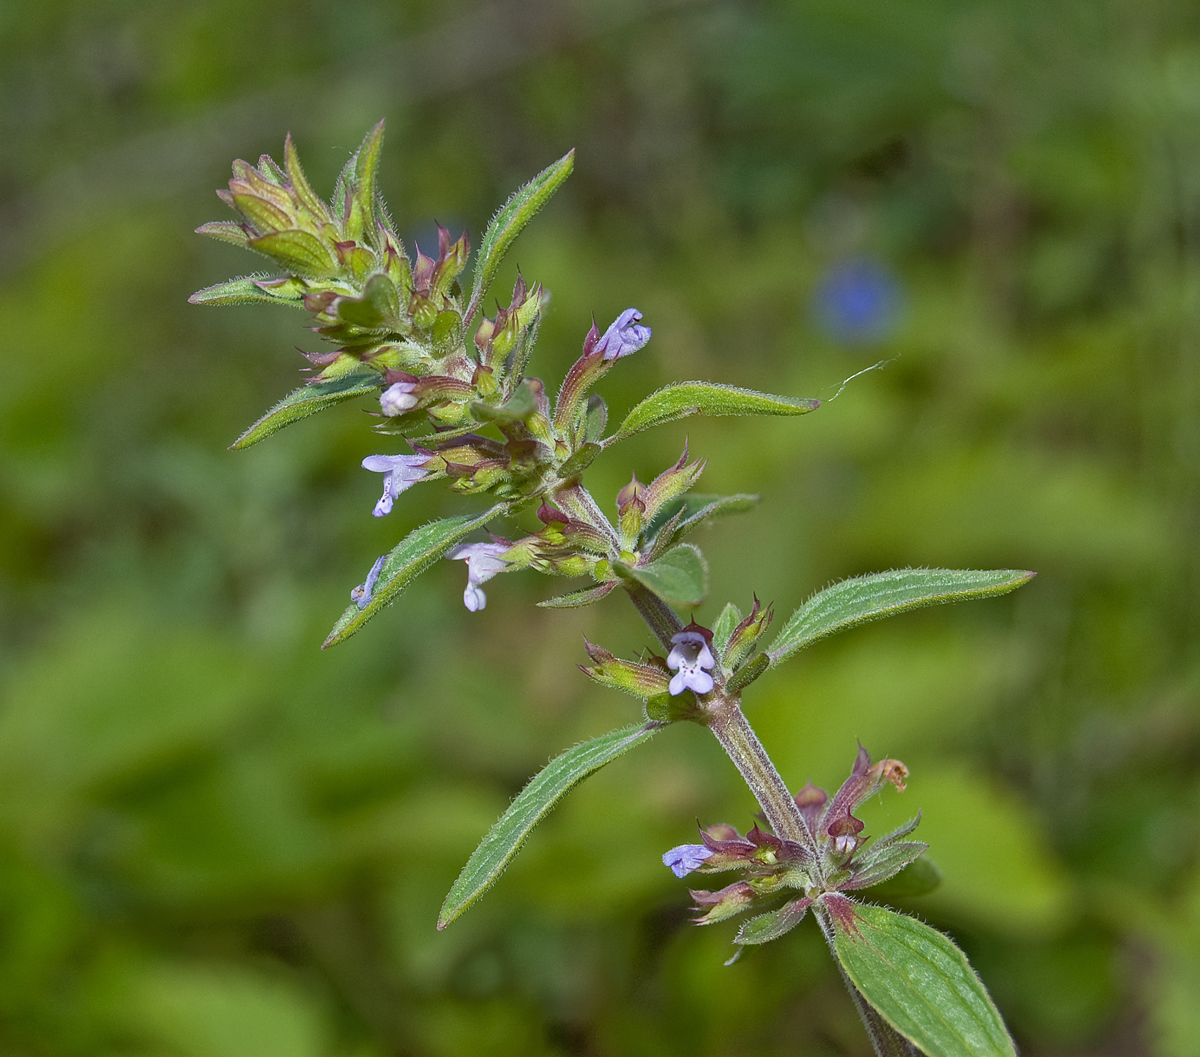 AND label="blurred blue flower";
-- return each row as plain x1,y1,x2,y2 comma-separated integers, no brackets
812,257,903,345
